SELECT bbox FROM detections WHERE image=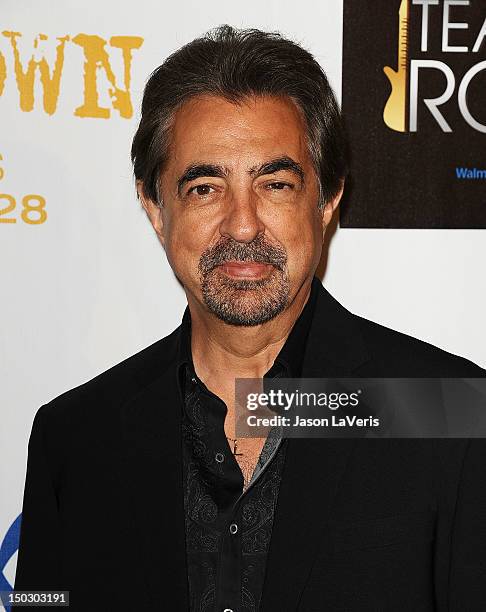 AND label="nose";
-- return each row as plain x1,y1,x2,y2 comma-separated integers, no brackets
218,188,265,243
